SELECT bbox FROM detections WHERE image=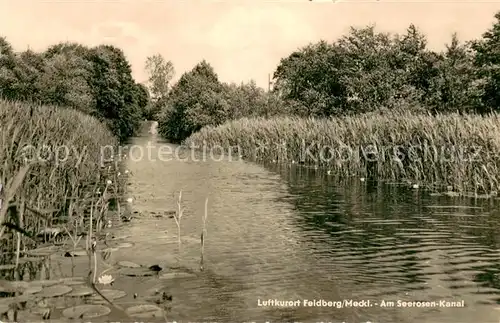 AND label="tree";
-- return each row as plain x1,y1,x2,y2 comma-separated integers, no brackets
87,45,143,142
0,37,18,100
0,37,147,142
472,11,500,112
158,60,228,143
134,82,151,118
144,53,174,101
